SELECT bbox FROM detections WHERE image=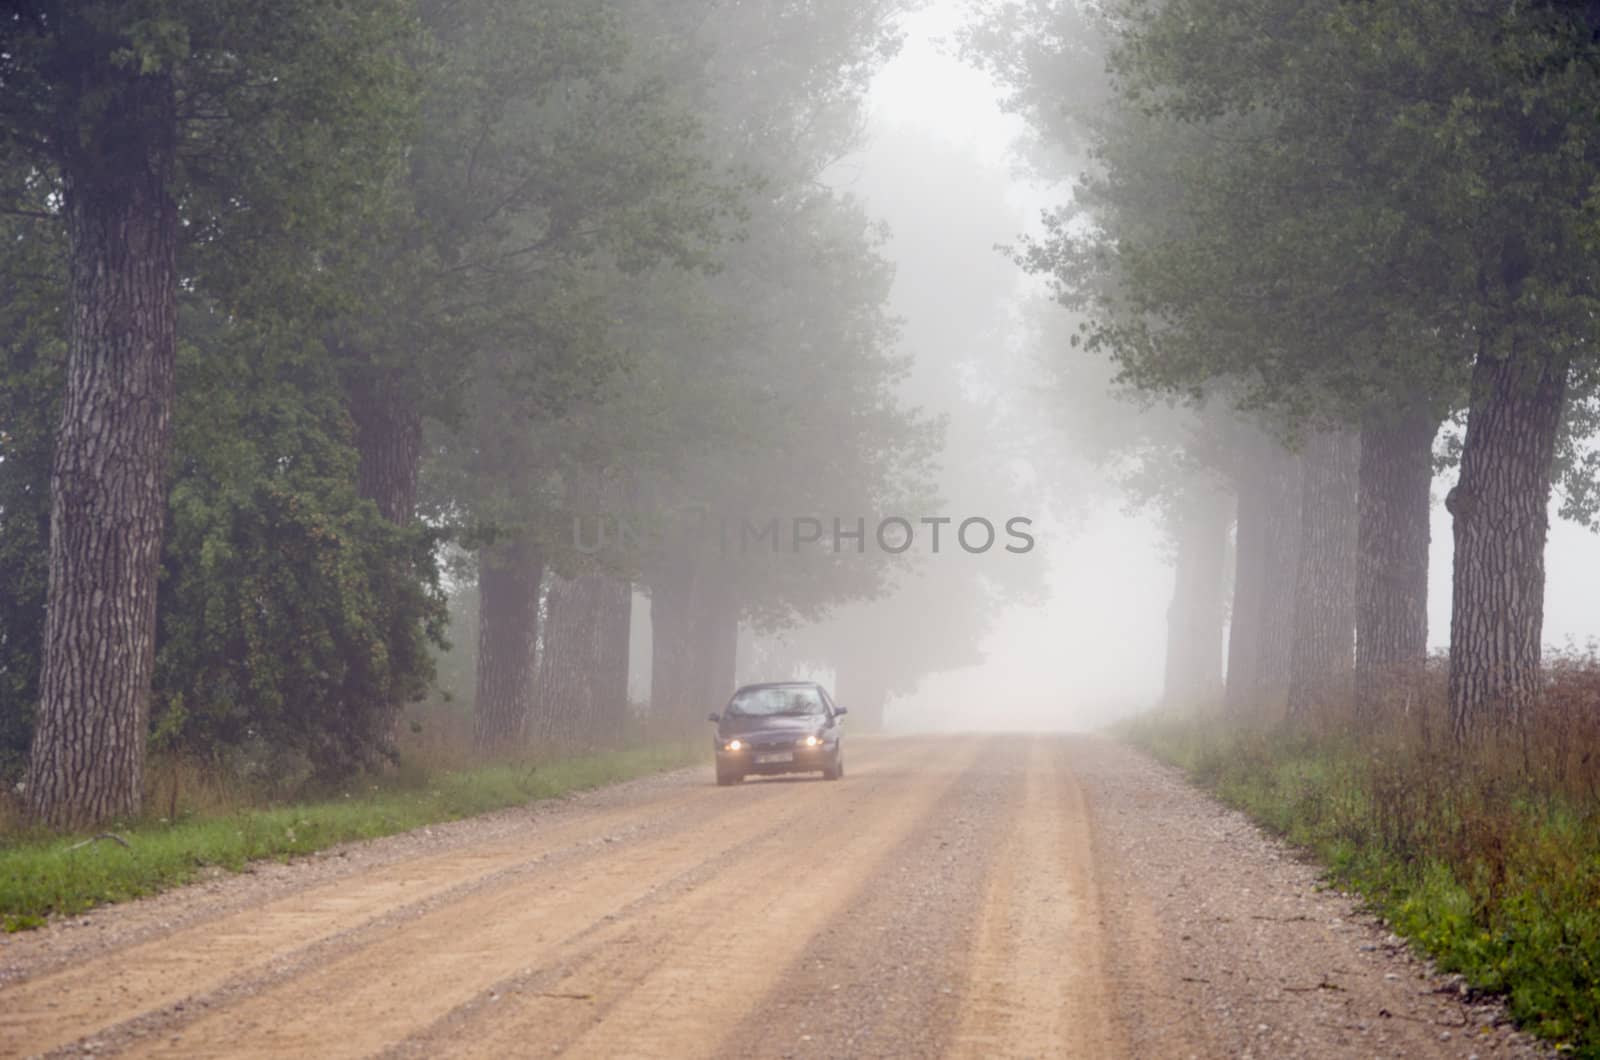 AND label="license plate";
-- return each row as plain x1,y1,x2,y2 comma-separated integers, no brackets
755,752,793,764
